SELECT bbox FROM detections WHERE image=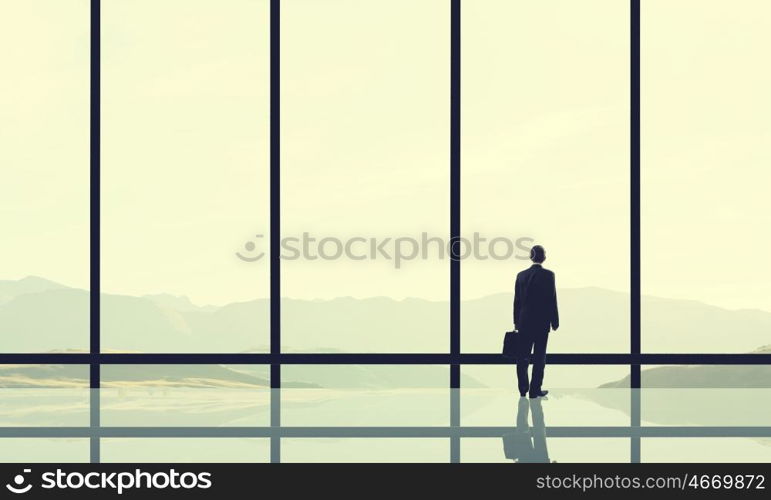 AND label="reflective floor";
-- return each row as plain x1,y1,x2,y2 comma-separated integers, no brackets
1,388,770,462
